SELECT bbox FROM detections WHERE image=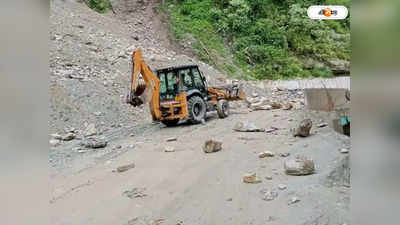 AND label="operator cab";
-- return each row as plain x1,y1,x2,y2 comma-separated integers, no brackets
156,65,207,101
